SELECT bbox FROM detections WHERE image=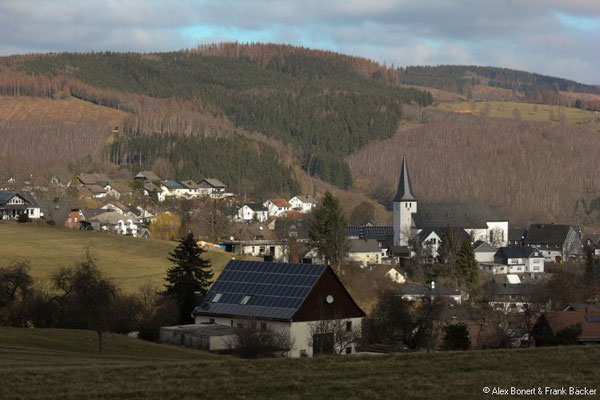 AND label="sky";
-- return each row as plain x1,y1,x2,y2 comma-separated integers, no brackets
0,0,598,84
